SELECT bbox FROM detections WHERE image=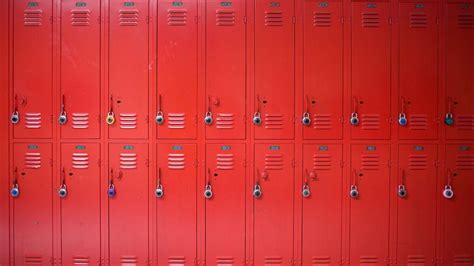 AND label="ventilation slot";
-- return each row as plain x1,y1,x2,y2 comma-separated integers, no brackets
407,255,425,264
120,256,137,264
168,153,185,170
216,9,235,26
72,153,89,169
313,114,332,130
458,14,474,29
408,114,429,130
217,153,234,170
24,256,42,264
265,114,284,129
361,155,380,170
119,9,139,26
168,113,186,129
216,257,234,265
25,112,42,129
456,115,474,130
313,12,332,27
168,9,187,26
265,154,284,170
71,9,91,26
361,114,381,130
265,11,283,26
312,256,331,264
456,155,474,170
120,153,137,170
408,155,428,170
313,154,332,170
119,113,137,129
216,113,234,129
453,254,472,263
25,153,41,169
72,256,90,265
24,9,43,26
359,256,378,264
409,13,428,28
72,113,89,129
362,13,380,28
168,256,186,265
264,256,283,264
